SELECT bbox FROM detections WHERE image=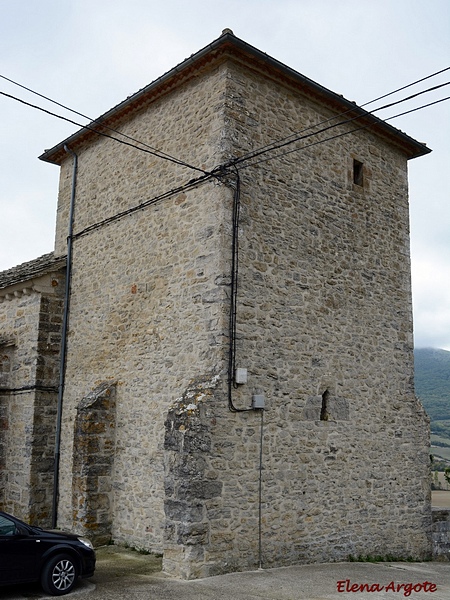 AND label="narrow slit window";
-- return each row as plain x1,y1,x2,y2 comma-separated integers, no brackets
353,159,364,186
320,390,330,421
